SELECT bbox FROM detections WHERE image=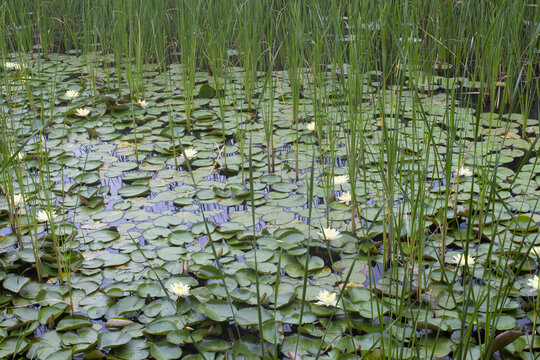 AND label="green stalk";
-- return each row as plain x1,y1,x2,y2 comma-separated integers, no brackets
247,134,265,357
